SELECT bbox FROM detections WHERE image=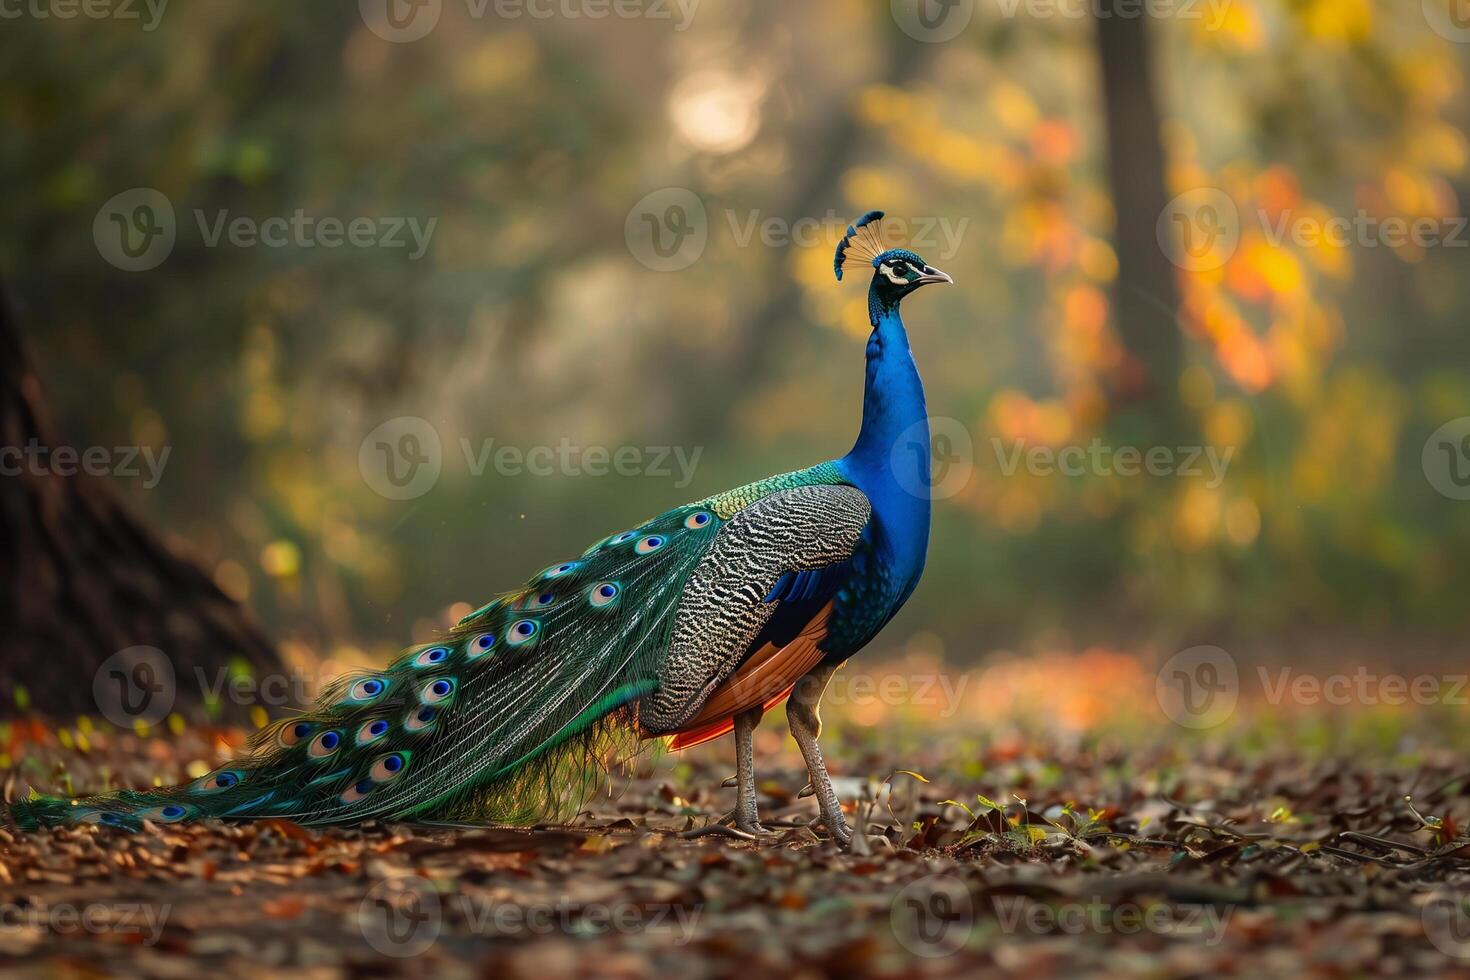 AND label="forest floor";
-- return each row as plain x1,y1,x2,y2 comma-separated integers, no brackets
5,660,1470,978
